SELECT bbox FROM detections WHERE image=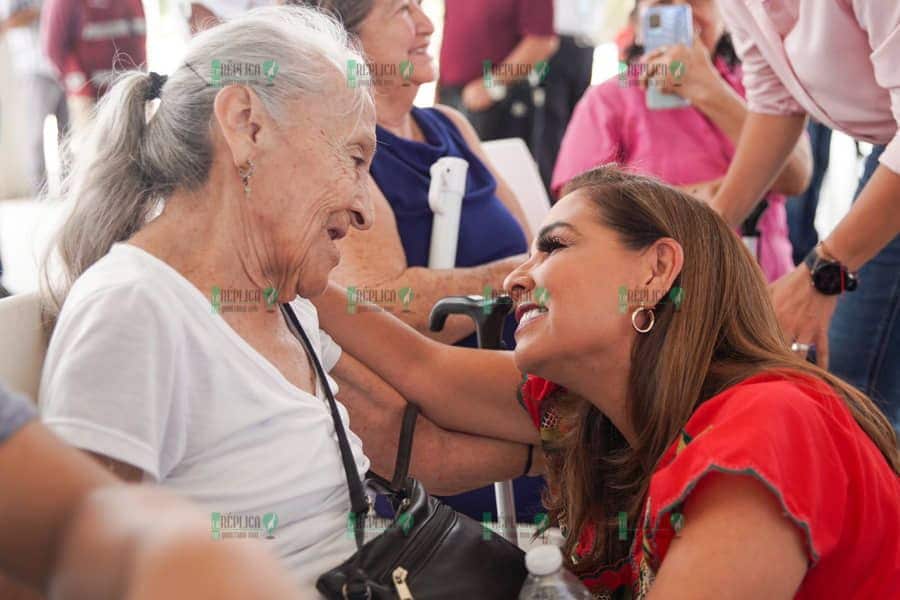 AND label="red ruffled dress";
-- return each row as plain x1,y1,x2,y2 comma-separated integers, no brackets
520,372,900,598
